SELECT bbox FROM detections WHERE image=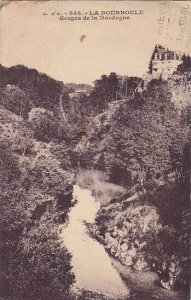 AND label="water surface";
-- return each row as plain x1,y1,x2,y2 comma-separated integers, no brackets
60,185,128,299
